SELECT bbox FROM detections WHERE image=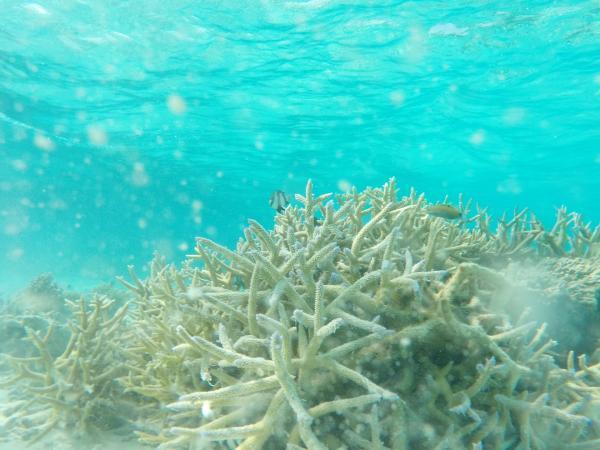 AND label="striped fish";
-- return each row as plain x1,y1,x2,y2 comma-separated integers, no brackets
269,190,290,213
